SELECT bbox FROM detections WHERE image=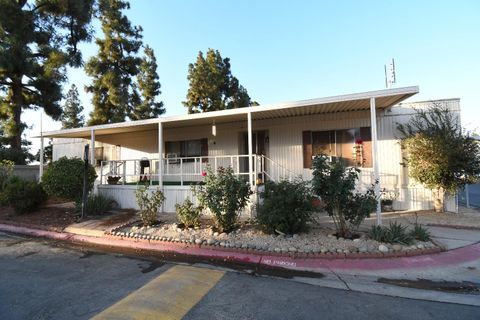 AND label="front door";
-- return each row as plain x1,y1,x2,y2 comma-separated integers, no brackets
239,130,268,177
